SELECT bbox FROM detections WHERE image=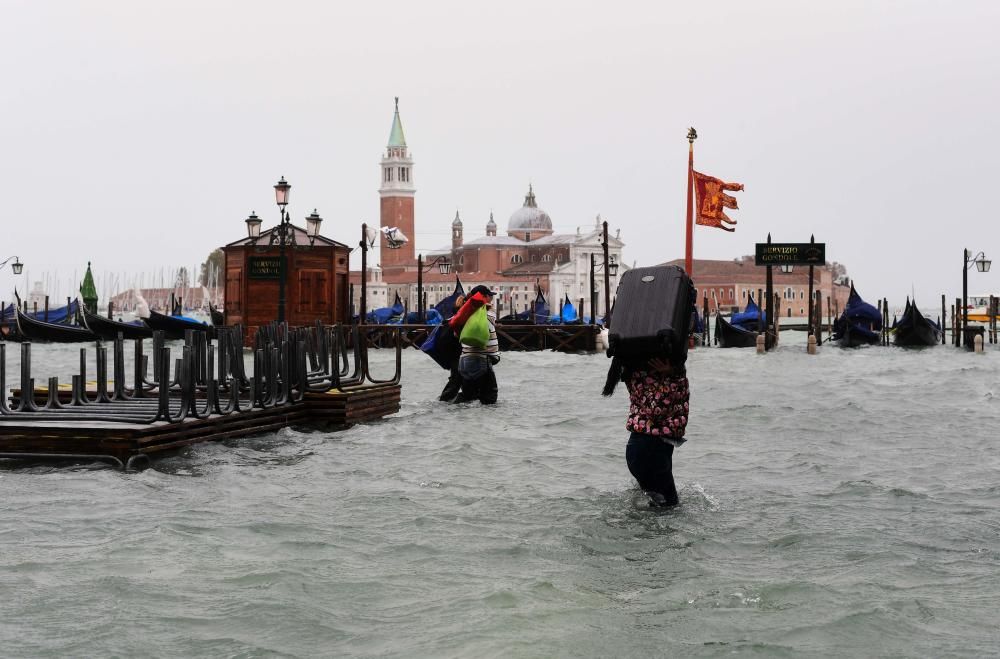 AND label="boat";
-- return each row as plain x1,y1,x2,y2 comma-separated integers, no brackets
714,295,765,348
209,303,225,326
15,307,98,343
715,314,758,348
832,284,882,347
142,309,215,340
890,298,941,347
82,309,154,341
